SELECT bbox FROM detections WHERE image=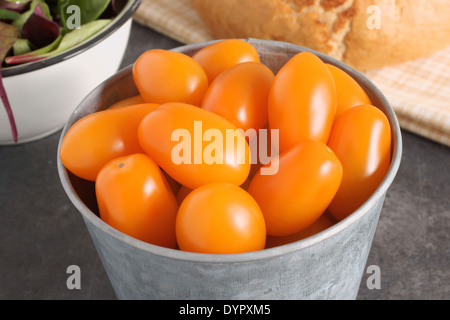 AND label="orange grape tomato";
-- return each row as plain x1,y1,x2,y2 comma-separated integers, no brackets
265,212,337,249
138,102,251,189
176,183,266,254
60,103,159,181
248,140,343,237
95,153,178,248
132,49,208,106
192,39,260,83
268,52,337,153
108,95,146,109
326,64,372,119
201,61,275,132
327,105,392,221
